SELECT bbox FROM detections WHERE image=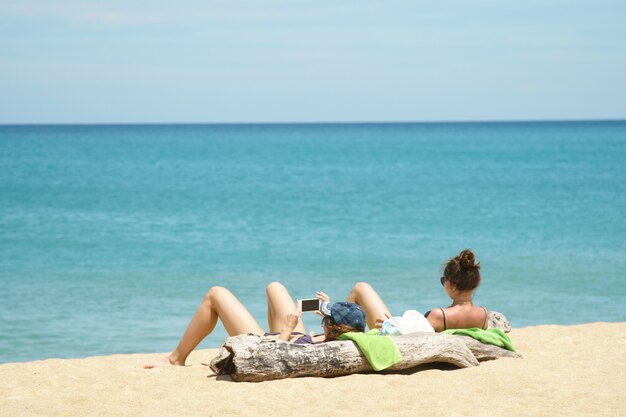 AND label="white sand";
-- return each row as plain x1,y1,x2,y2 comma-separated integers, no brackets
1,322,625,417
